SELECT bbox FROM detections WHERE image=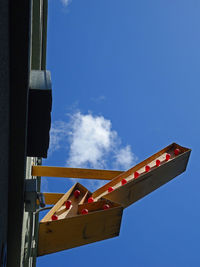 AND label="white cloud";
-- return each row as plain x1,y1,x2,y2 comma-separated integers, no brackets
61,0,71,7
114,145,137,170
48,112,137,191
66,112,117,168
48,120,68,154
